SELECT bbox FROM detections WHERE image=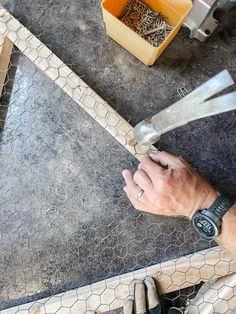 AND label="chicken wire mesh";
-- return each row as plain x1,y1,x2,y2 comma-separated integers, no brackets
0,9,235,314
